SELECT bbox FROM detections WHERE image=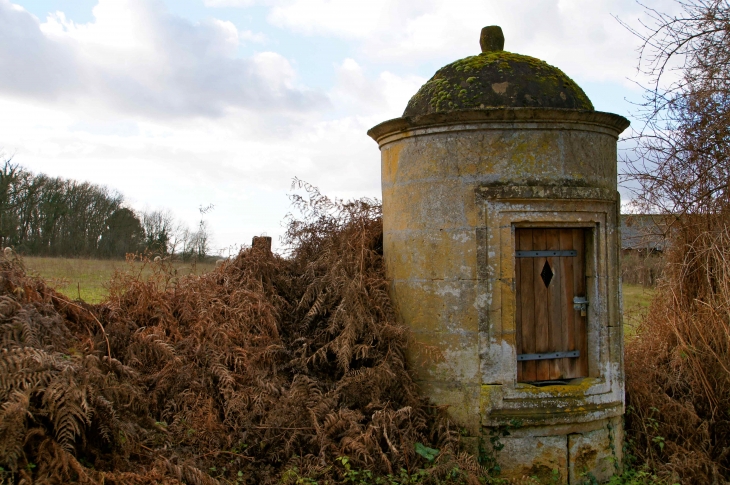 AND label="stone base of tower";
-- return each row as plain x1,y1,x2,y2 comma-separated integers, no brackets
490,417,622,484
